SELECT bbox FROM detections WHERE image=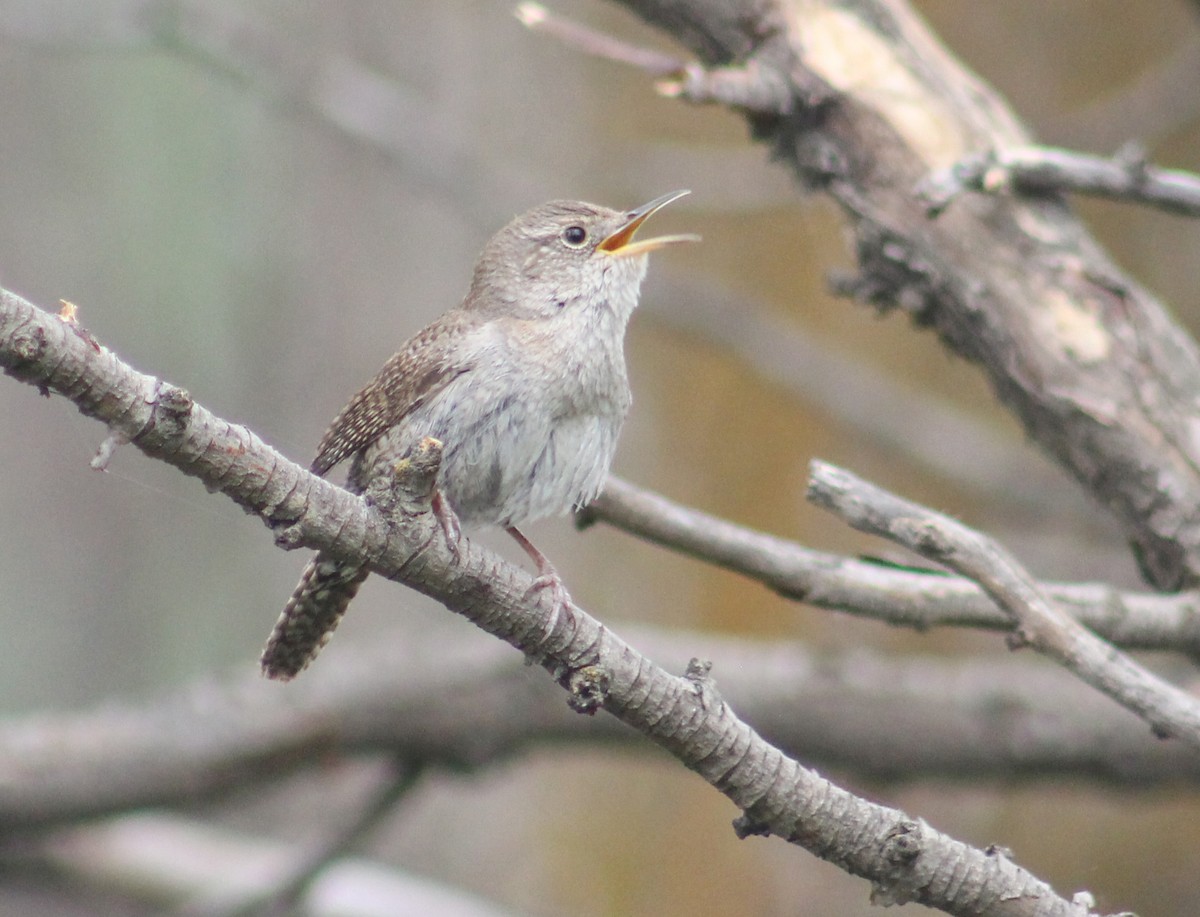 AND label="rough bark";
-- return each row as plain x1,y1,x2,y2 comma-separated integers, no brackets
0,287,1096,915
614,0,1200,590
